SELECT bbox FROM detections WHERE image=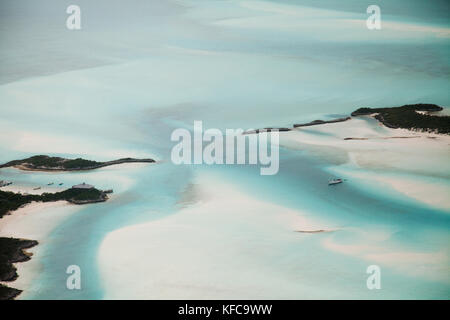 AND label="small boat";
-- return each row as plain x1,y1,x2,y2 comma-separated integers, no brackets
33,187,41,190
47,182,54,186
59,183,64,186
328,178,343,185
